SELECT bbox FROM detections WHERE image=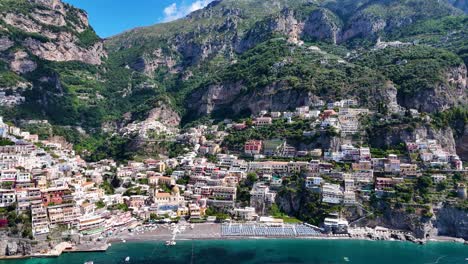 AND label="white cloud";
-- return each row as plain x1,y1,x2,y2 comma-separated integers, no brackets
162,0,213,22
164,3,177,17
